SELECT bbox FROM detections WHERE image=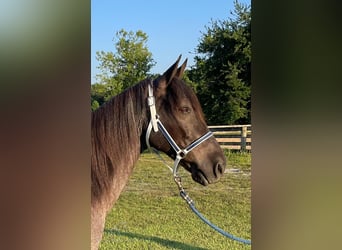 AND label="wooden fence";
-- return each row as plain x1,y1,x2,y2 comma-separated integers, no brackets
208,125,251,151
